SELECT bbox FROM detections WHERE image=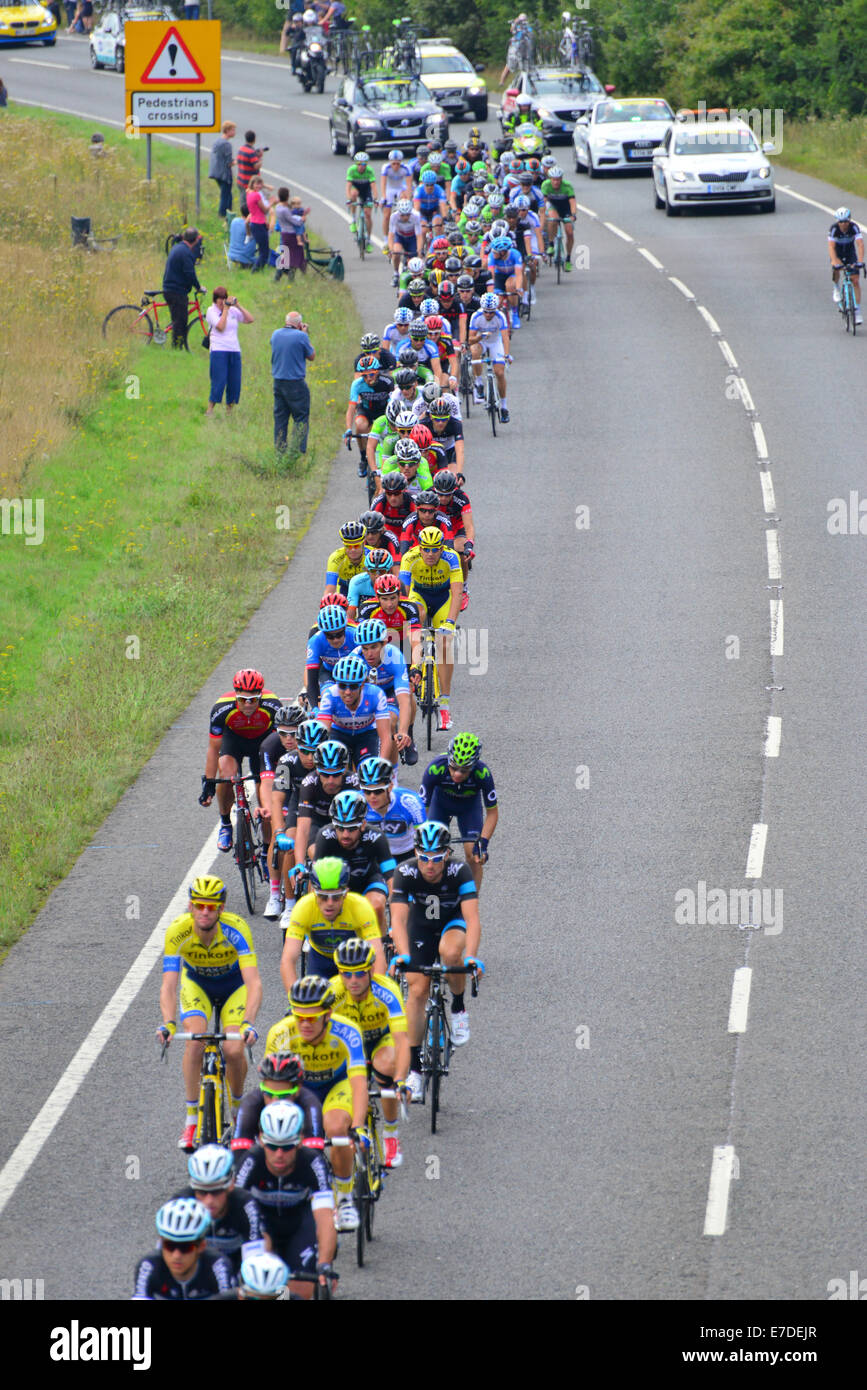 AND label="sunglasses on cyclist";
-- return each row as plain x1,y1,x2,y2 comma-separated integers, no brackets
336,680,362,690
262,1141,300,1152
235,694,260,703
338,967,370,977
259,1084,300,1097
417,851,447,863
314,890,346,903
162,1238,200,1252
364,785,390,795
